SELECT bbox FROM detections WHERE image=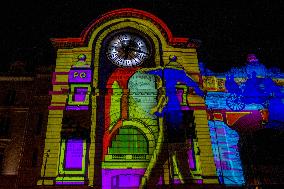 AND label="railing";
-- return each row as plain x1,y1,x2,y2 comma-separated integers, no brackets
112,154,126,160
132,154,146,160
109,154,148,160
